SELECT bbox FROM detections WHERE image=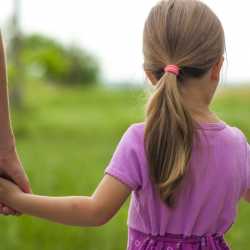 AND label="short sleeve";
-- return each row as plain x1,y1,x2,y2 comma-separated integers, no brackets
104,125,142,191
